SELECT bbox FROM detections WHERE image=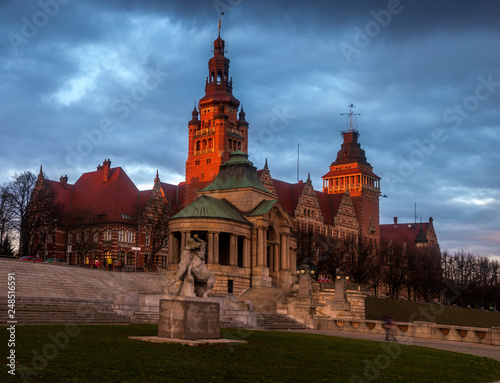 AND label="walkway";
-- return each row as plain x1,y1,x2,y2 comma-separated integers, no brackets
292,328,500,361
